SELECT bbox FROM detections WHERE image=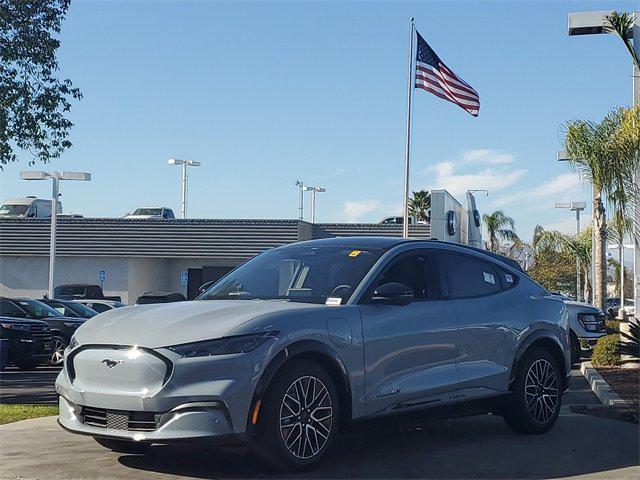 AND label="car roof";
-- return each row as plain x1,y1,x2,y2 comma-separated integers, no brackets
281,237,524,271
